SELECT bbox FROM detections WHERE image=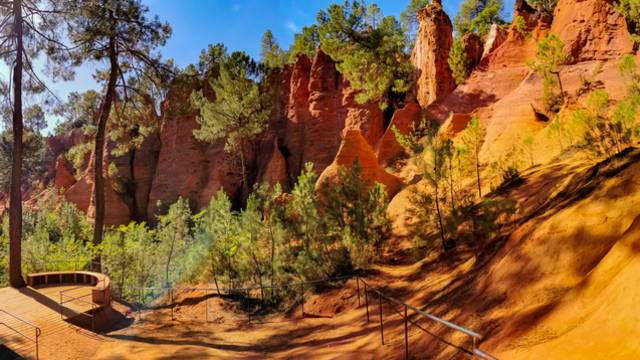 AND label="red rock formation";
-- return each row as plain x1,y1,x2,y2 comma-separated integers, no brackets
412,0,456,108
439,113,473,137
285,55,312,179
258,138,289,188
318,130,403,197
463,32,484,75
341,78,386,147
53,157,76,190
305,49,344,174
375,102,422,165
483,24,508,58
147,77,209,216
131,132,161,221
551,0,634,62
